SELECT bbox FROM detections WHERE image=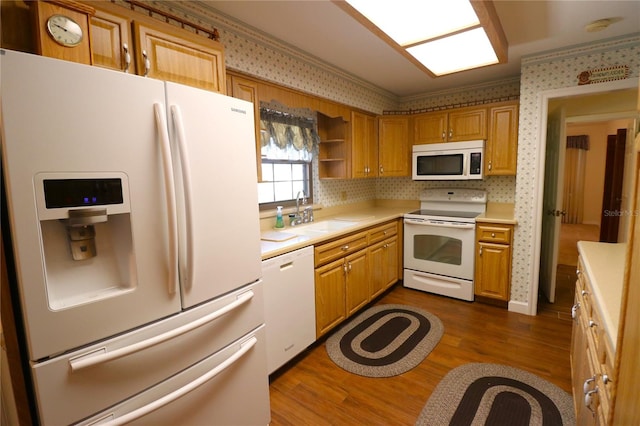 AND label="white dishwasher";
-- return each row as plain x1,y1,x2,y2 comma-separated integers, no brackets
261,246,316,374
